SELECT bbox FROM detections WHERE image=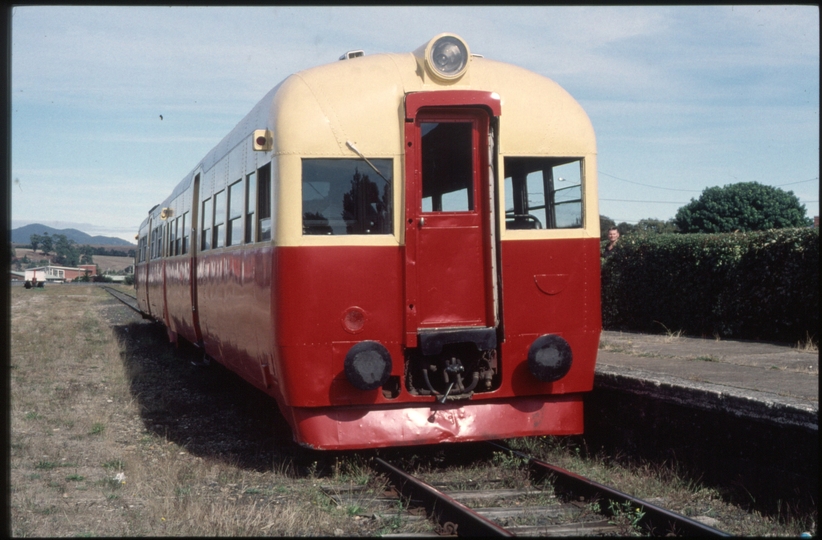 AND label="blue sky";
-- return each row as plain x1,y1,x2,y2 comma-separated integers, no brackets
10,6,819,243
